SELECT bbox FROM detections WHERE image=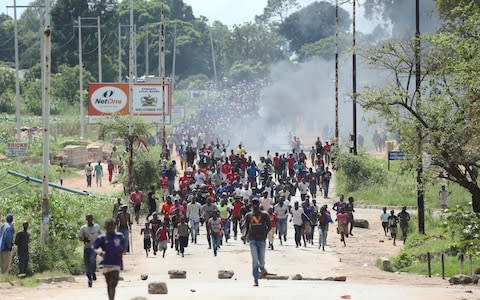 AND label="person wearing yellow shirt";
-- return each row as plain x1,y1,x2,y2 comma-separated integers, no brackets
236,144,247,156
56,162,66,186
